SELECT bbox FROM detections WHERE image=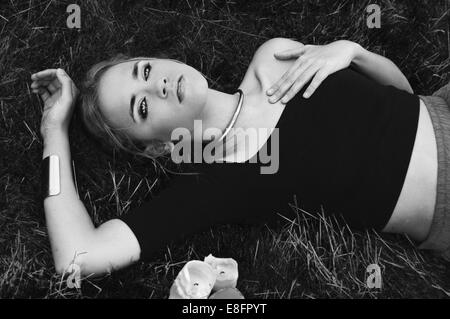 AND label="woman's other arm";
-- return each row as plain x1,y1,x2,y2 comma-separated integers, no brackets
266,39,413,104
351,43,413,93
32,69,140,276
